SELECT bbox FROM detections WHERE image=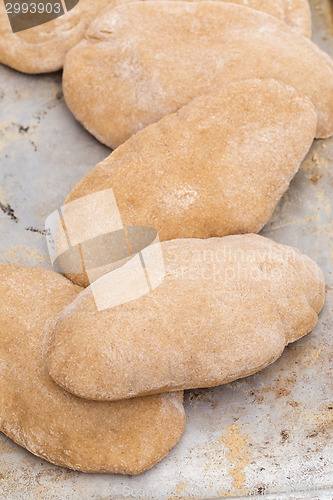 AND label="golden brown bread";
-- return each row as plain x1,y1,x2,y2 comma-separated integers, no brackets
47,235,325,401
0,0,311,73
0,264,185,474
62,1,330,148
61,79,316,286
